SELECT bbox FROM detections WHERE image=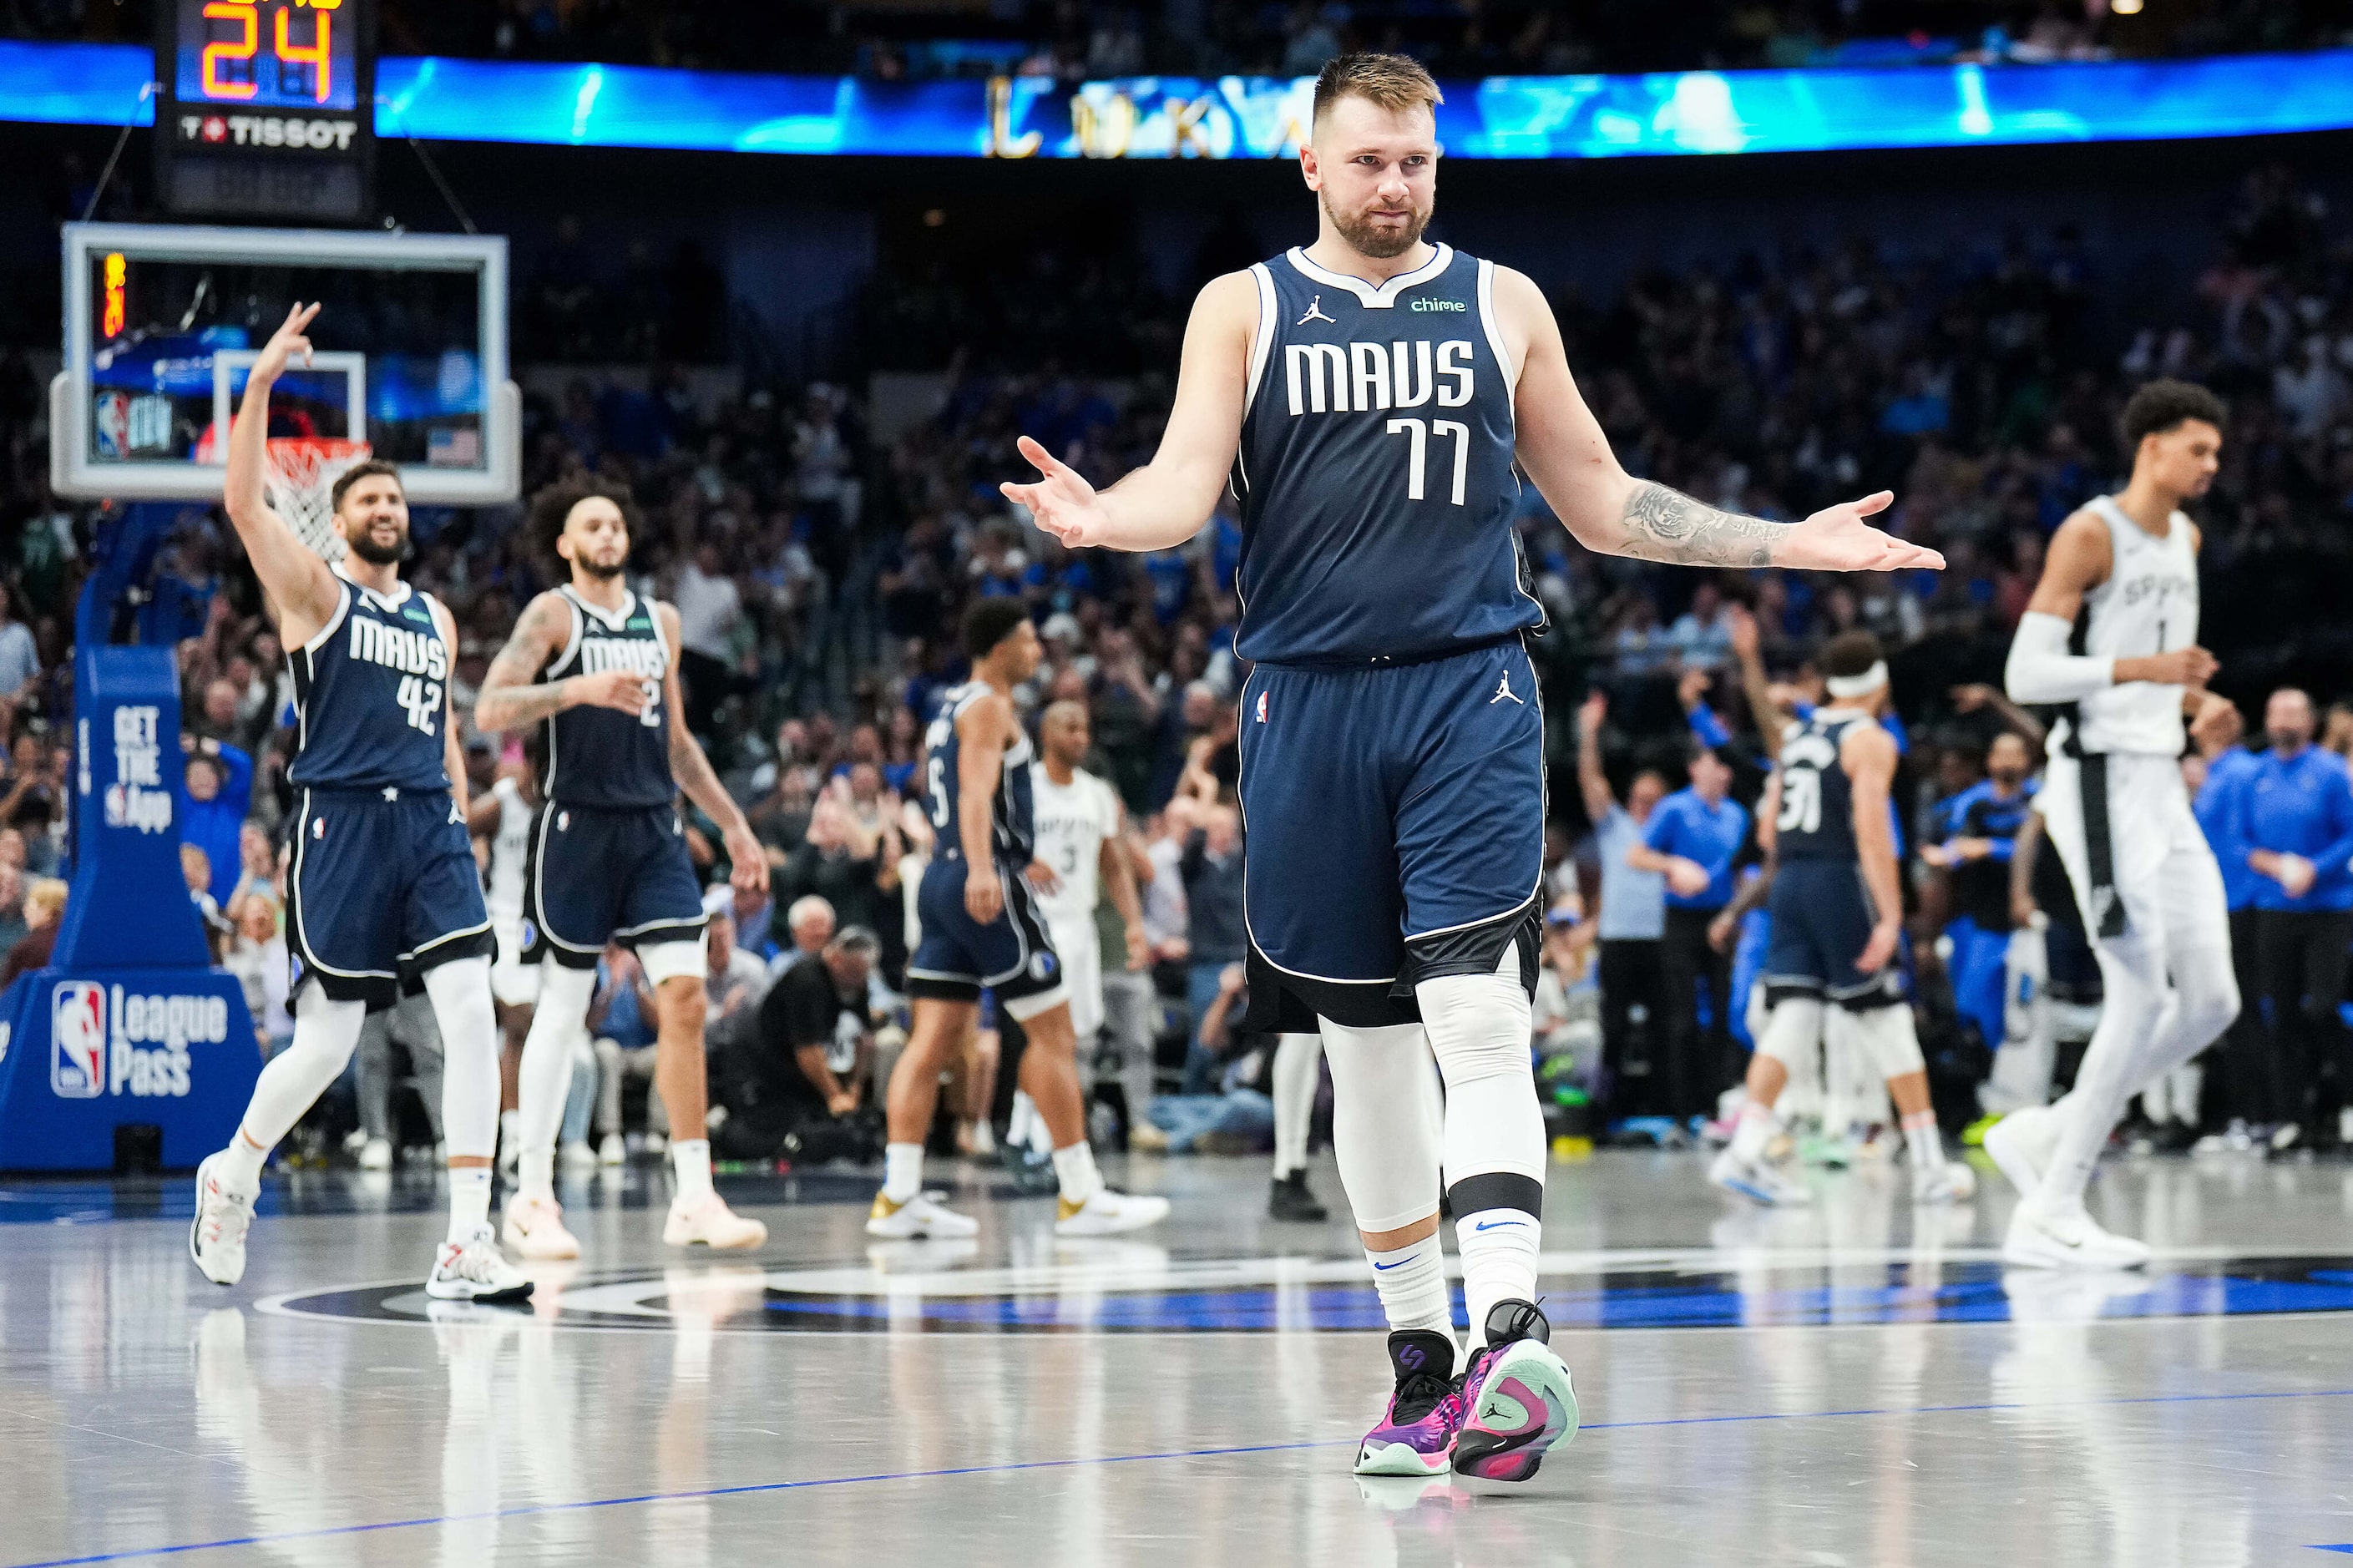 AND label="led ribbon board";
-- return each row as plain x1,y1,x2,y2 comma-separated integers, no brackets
5,39,2350,158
